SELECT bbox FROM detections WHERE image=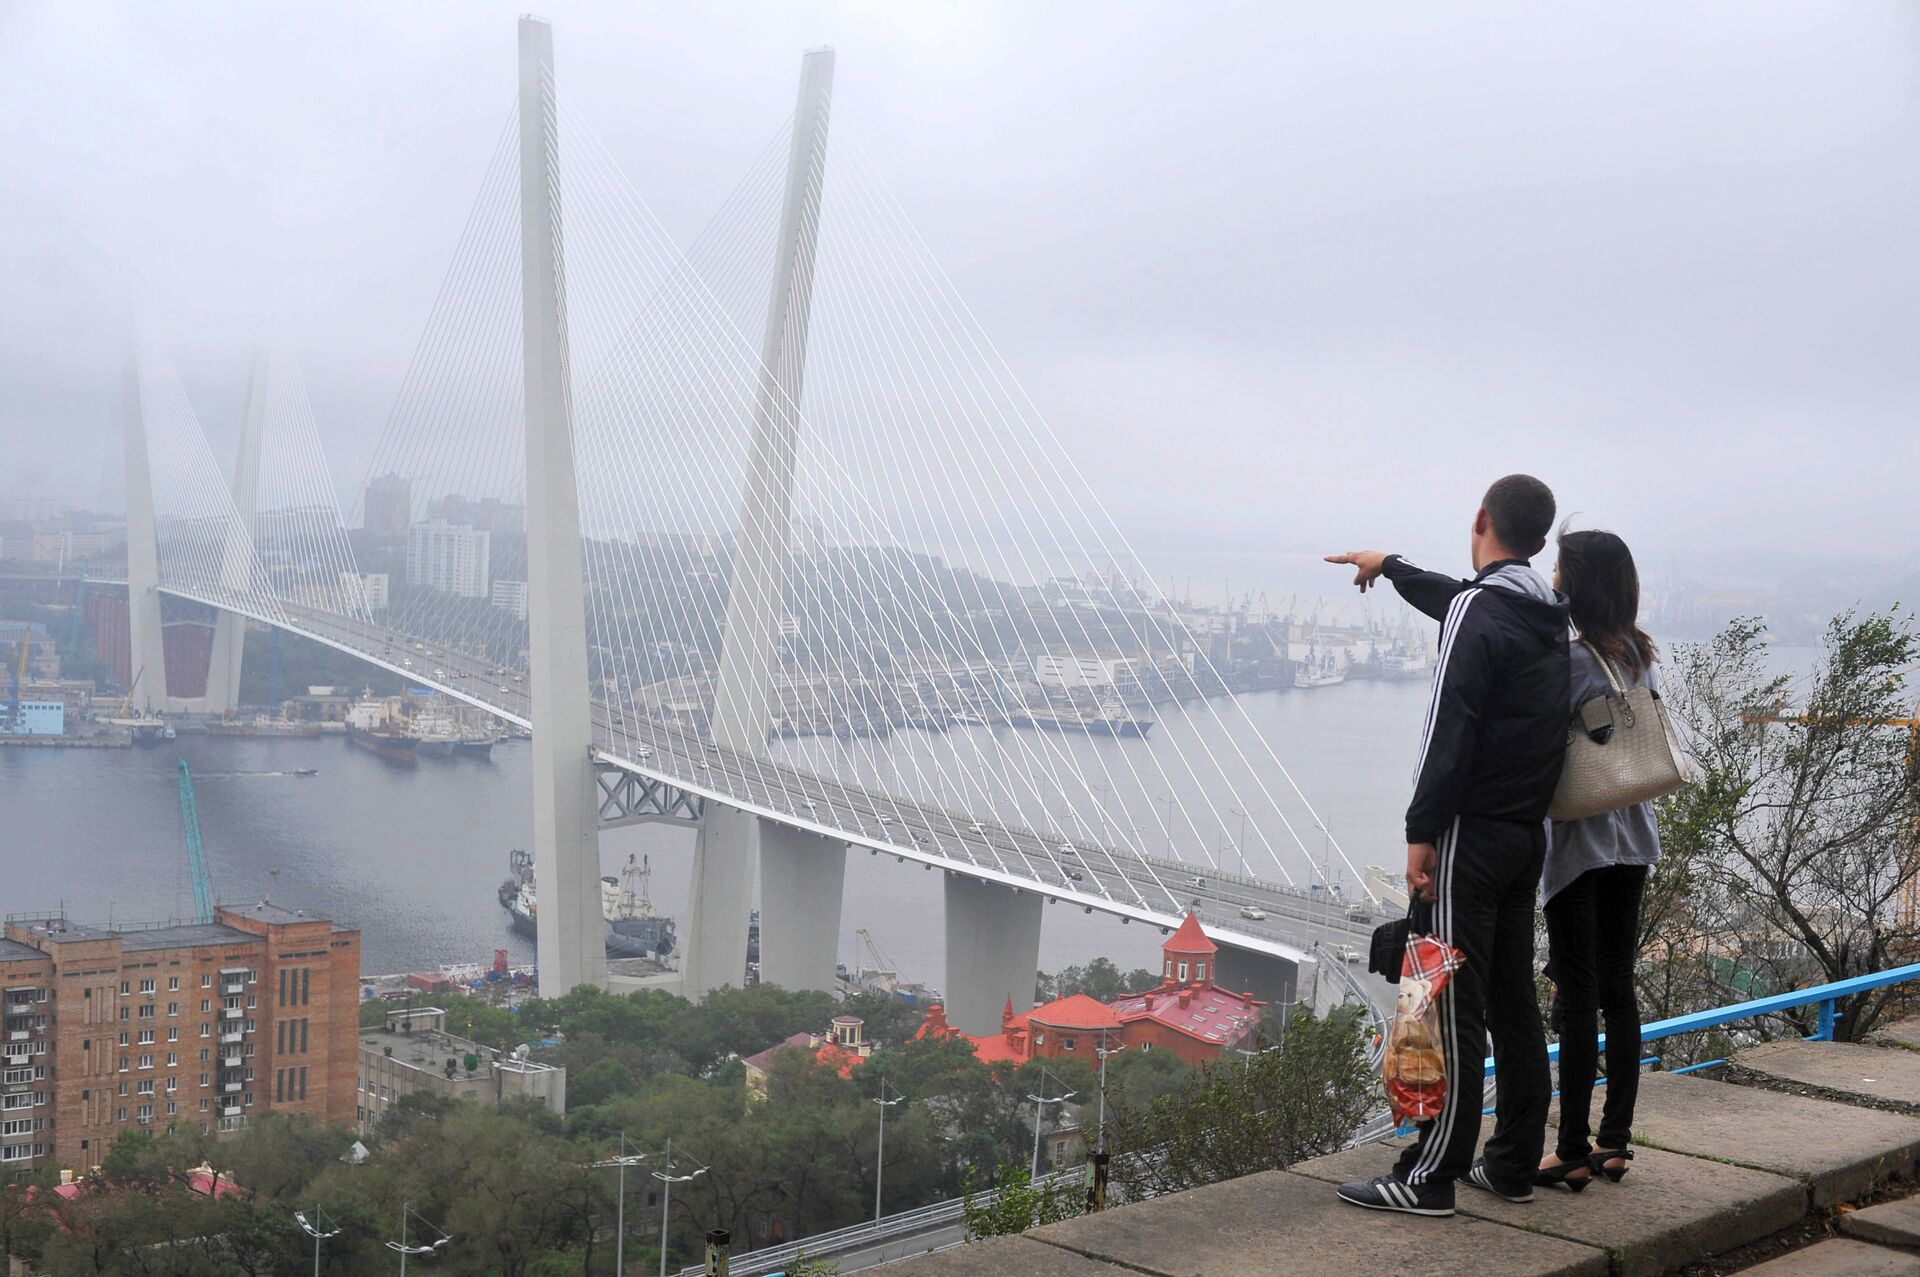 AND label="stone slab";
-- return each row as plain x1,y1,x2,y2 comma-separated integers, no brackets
1736,1041,1920,1108
1841,1197,1920,1249
1026,1167,1608,1277
883,1234,1127,1275
1740,1238,1920,1276
1877,1019,1920,1051
1290,1125,1805,1277
1632,1071,1920,1206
